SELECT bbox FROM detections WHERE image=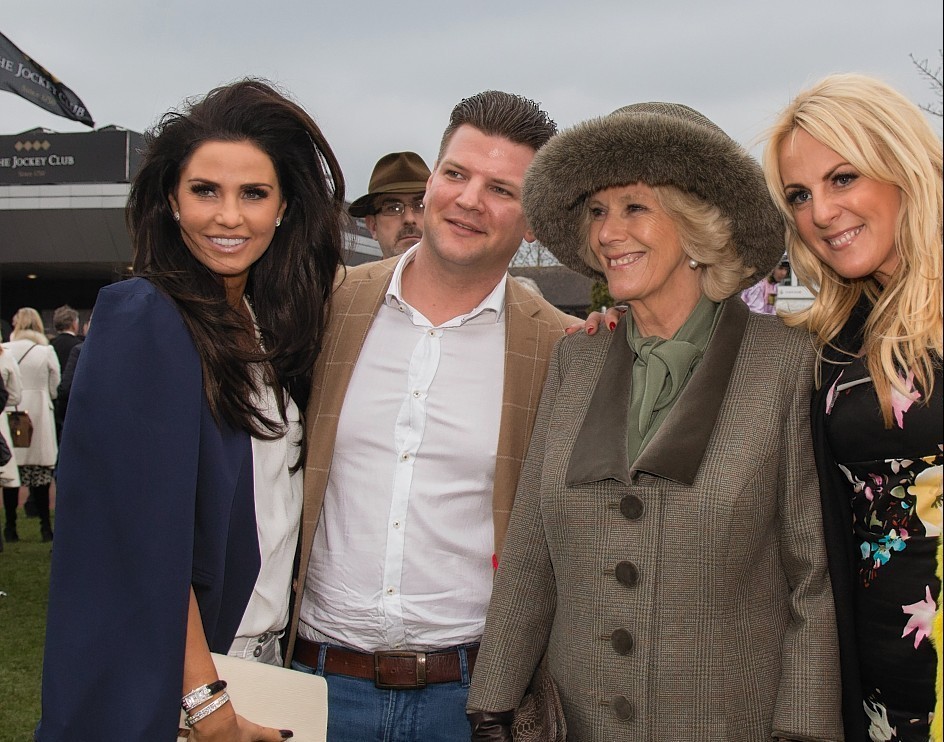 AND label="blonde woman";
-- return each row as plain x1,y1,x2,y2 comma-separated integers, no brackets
765,73,943,742
2,308,60,542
